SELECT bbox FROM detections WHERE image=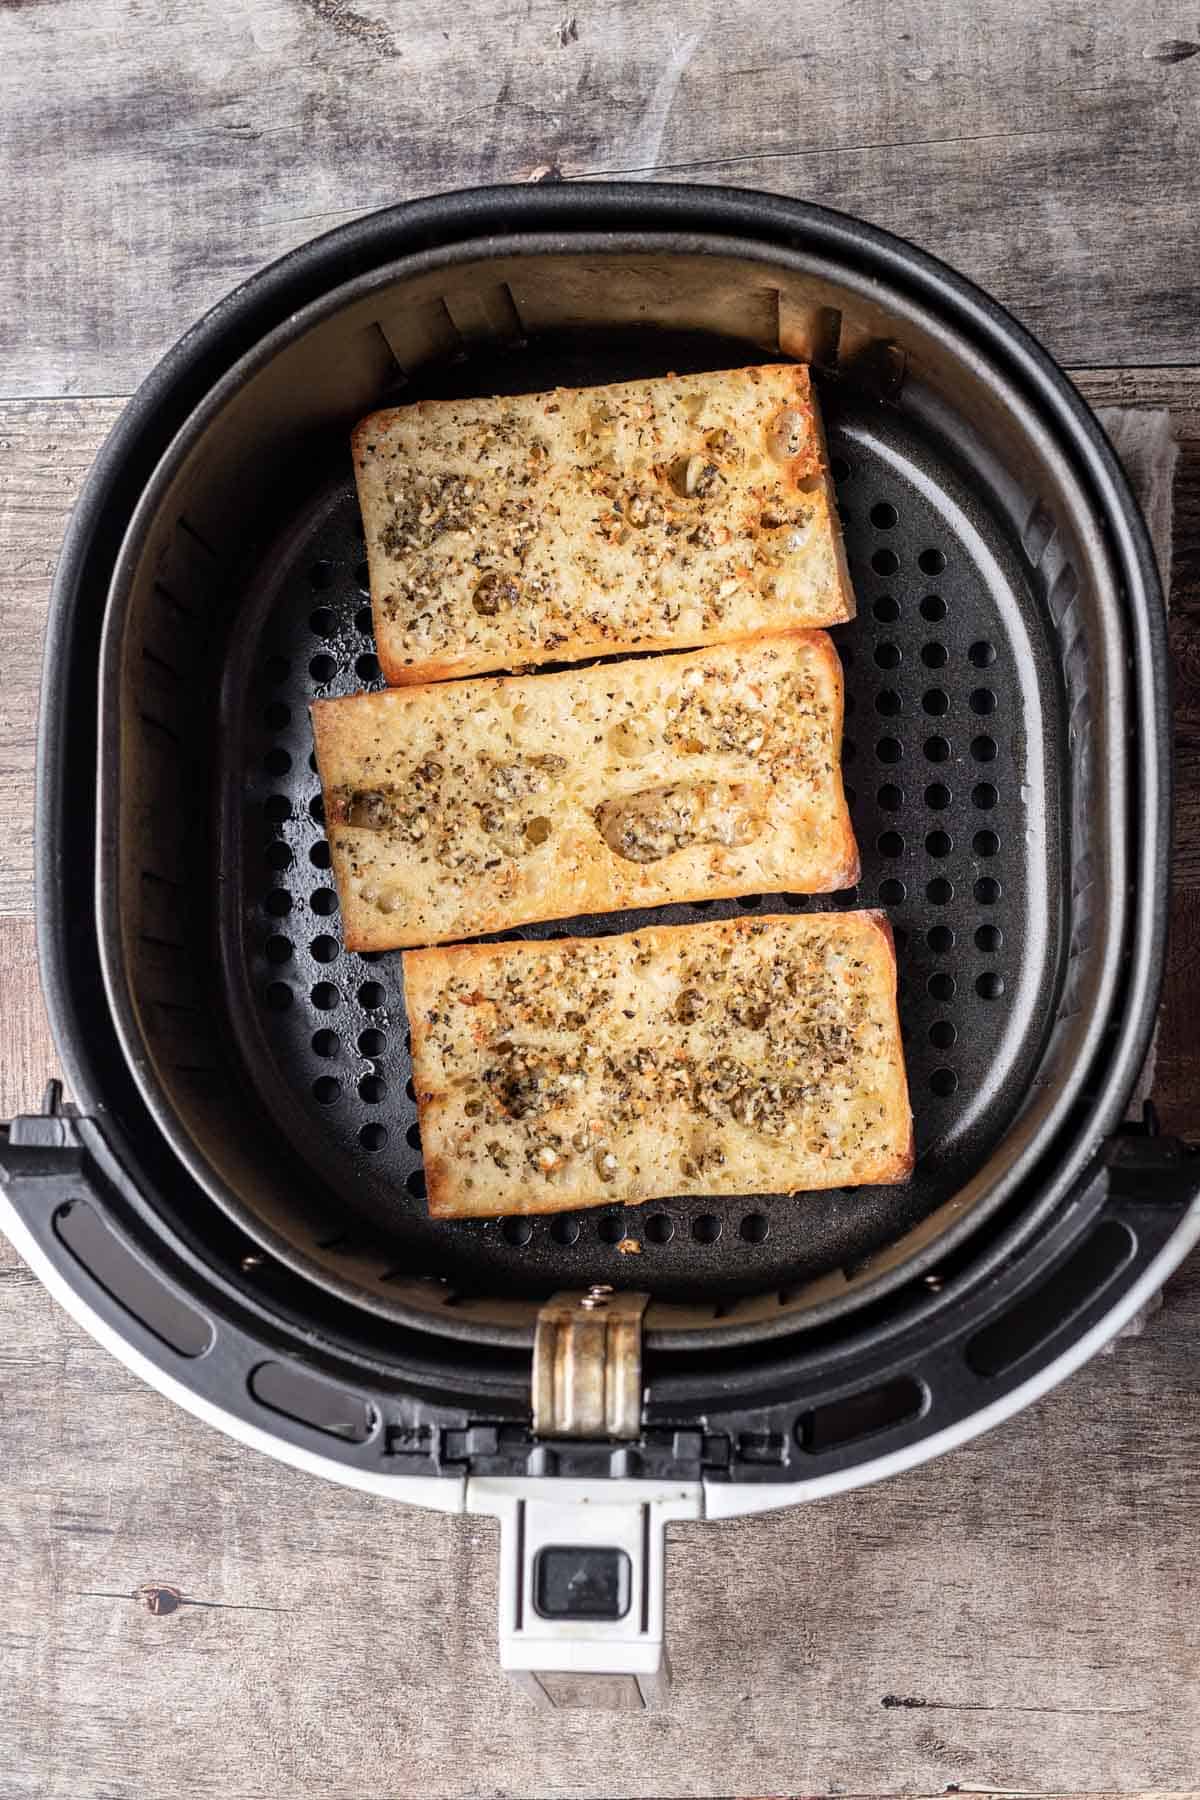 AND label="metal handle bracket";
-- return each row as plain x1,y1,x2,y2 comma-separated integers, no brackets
533,1287,648,1439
